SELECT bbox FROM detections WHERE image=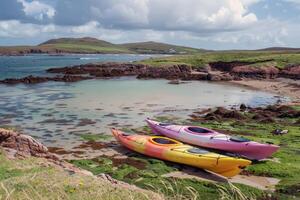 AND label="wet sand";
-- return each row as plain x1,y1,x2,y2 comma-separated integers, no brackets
230,78,300,104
